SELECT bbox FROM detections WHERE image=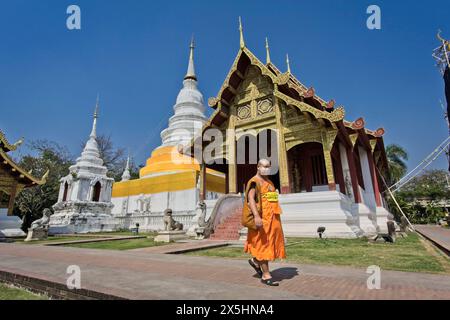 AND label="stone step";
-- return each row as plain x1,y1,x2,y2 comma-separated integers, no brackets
210,209,242,240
